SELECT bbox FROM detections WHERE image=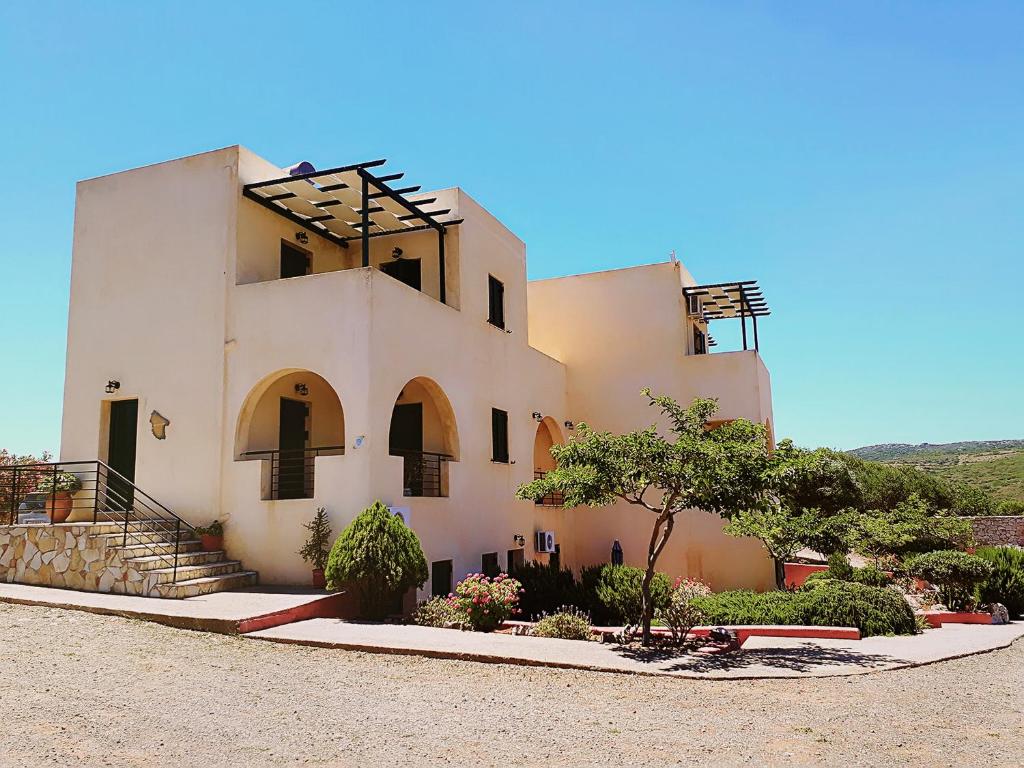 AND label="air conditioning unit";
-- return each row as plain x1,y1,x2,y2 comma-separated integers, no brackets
686,294,702,317
535,530,556,554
